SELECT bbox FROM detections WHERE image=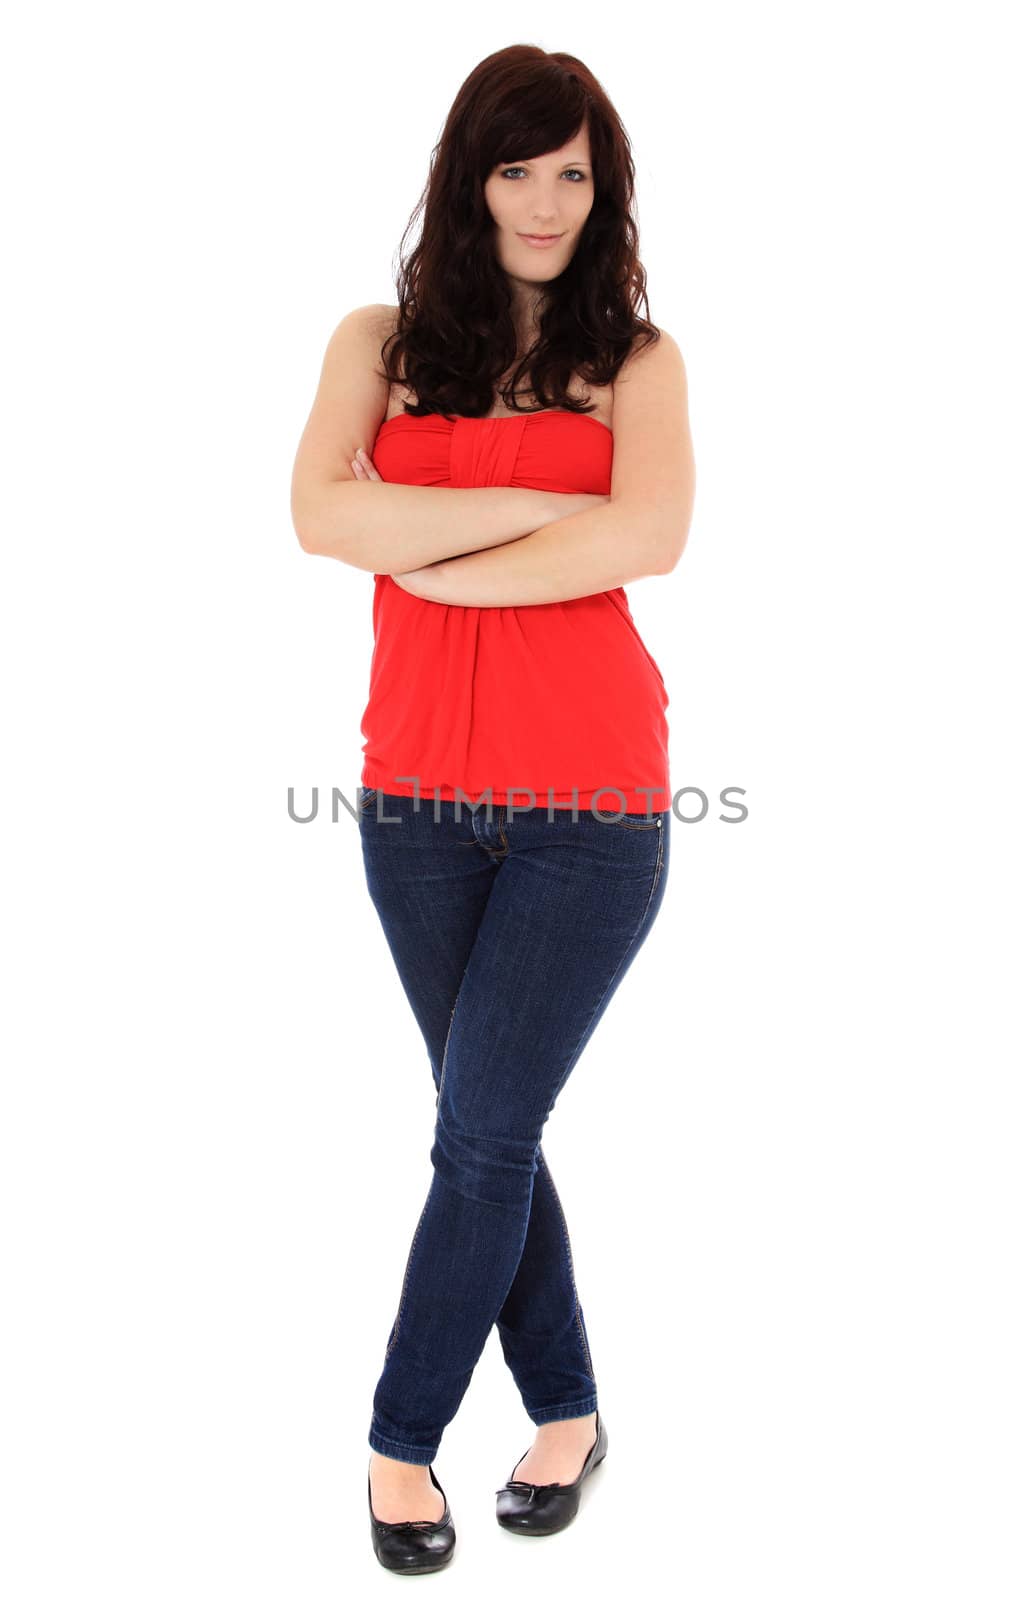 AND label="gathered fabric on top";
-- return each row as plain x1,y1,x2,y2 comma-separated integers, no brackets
358,410,671,813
